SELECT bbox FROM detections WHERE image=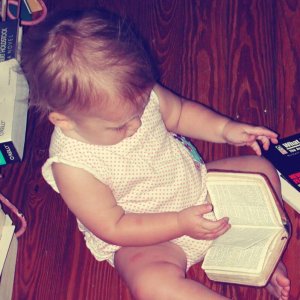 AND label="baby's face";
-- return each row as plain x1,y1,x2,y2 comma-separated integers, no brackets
69,99,146,145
